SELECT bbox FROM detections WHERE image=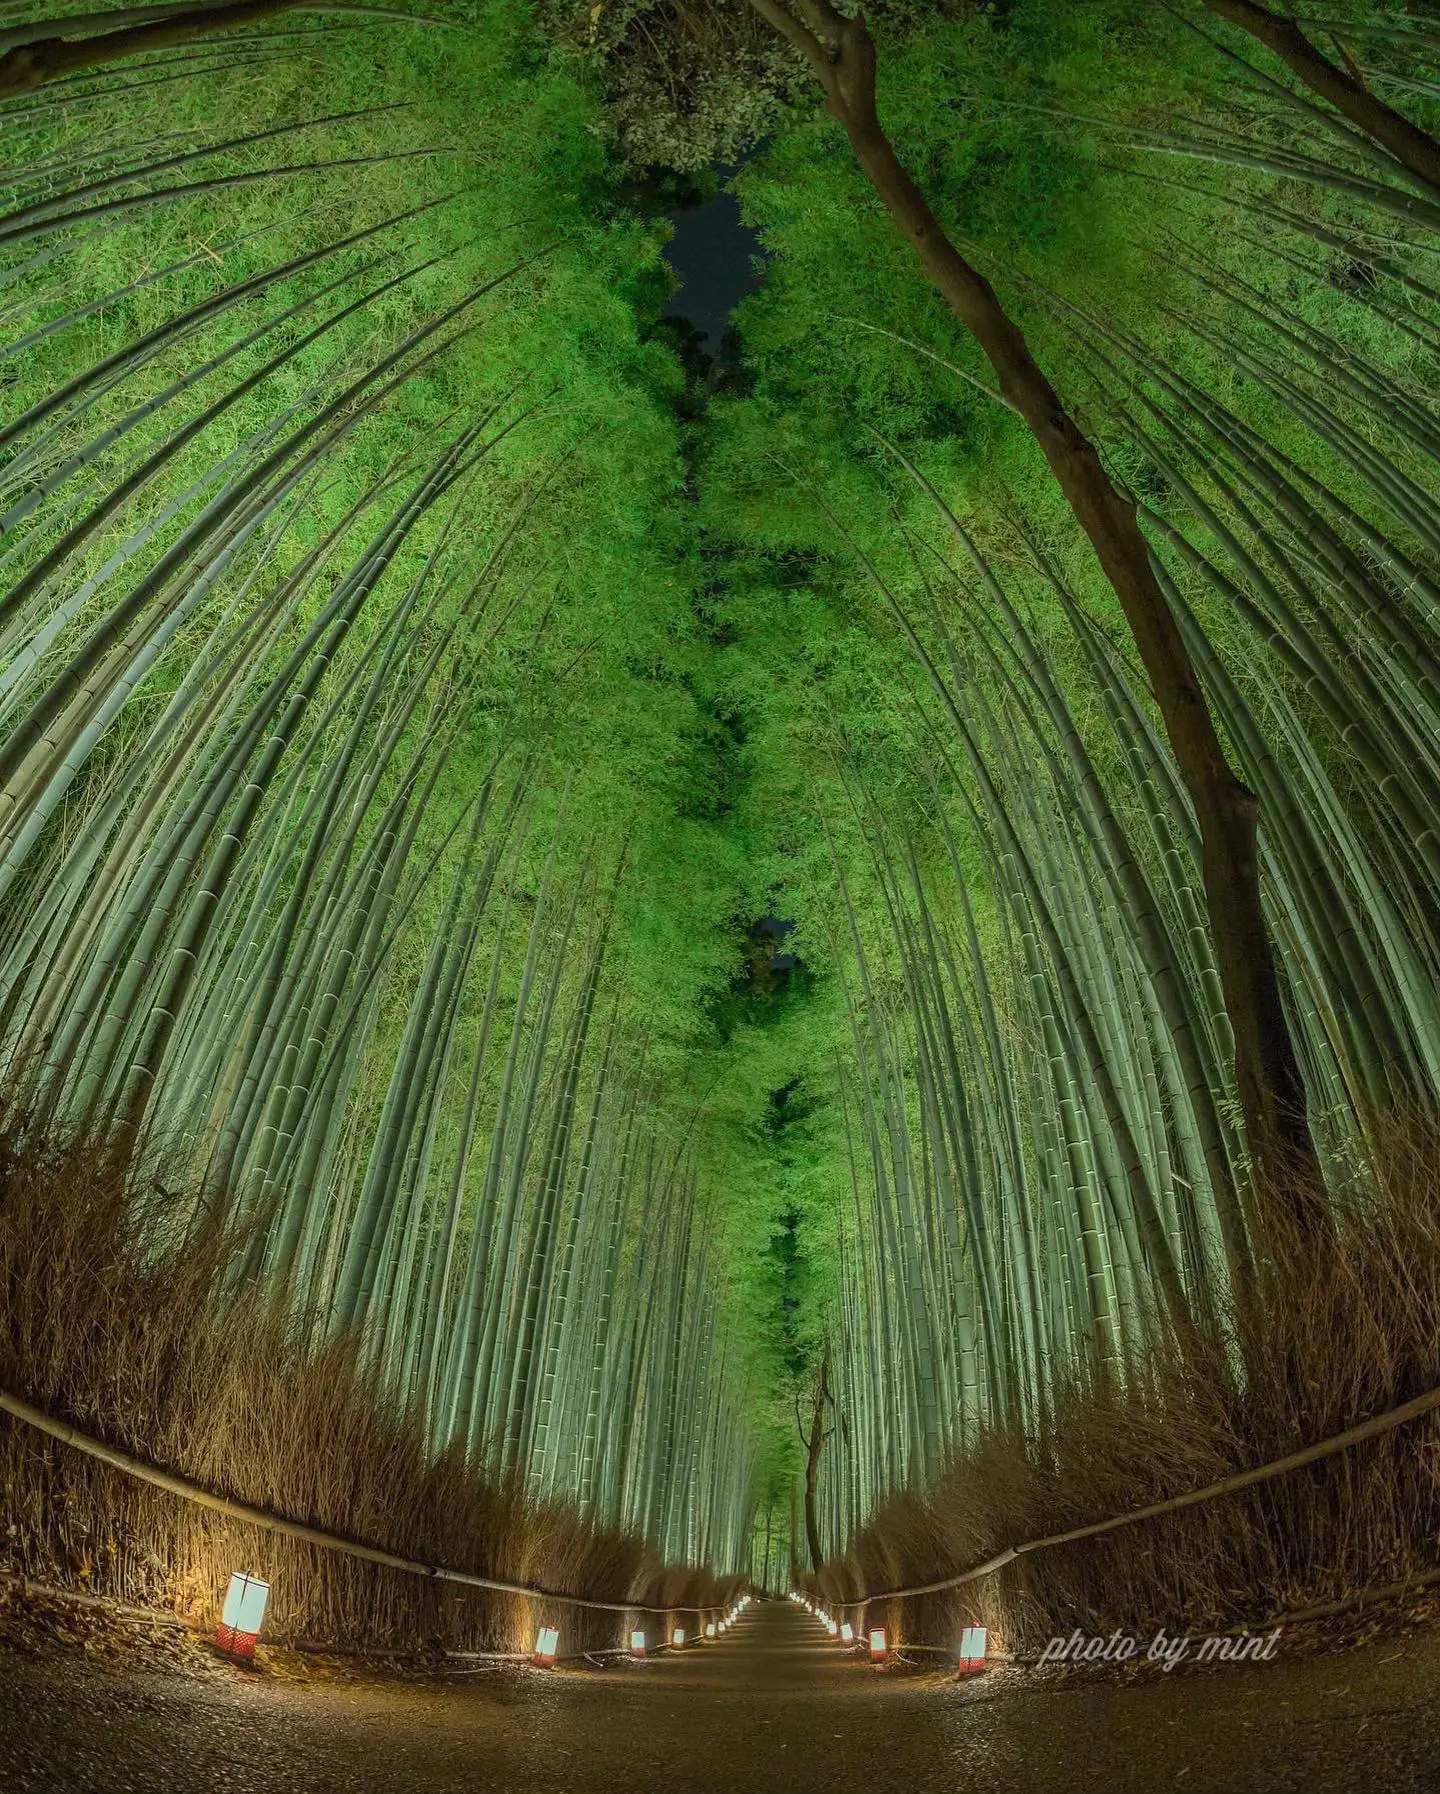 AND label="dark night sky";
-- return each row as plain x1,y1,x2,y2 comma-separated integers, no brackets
660,179,795,967
660,174,765,357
